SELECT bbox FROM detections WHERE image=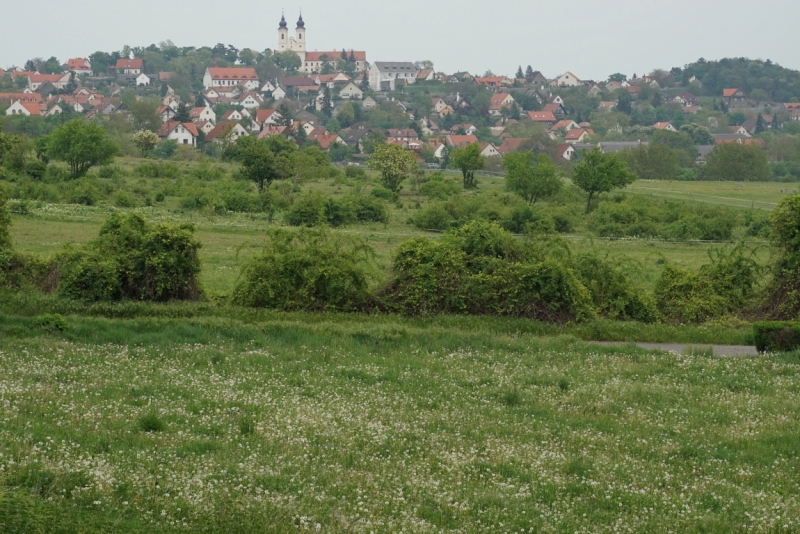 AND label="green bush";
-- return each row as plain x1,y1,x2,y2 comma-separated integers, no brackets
420,178,459,200
413,204,453,230
370,187,398,202
753,322,800,353
97,165,127,179
286,193,326,226
232,228,375,311
113,190,137,208
69,182,99,206
344,166,367,180
344,195,389,224
655,246,759,324
381,221,594,322
765,193,800,318
574,253,656,322
55,213,202,302
133,161,180,179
